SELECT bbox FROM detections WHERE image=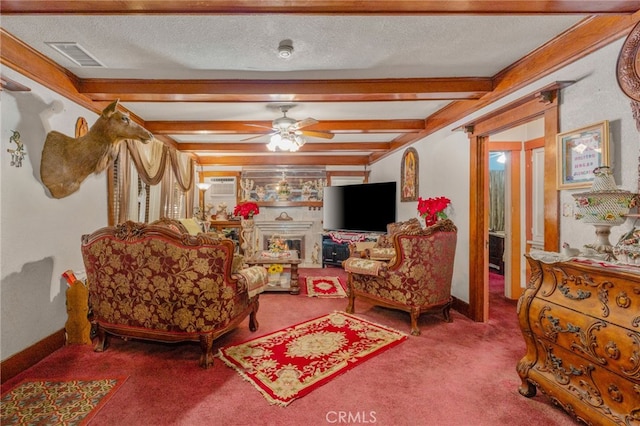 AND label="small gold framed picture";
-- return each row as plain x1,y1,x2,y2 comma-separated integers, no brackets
557,120,609,189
